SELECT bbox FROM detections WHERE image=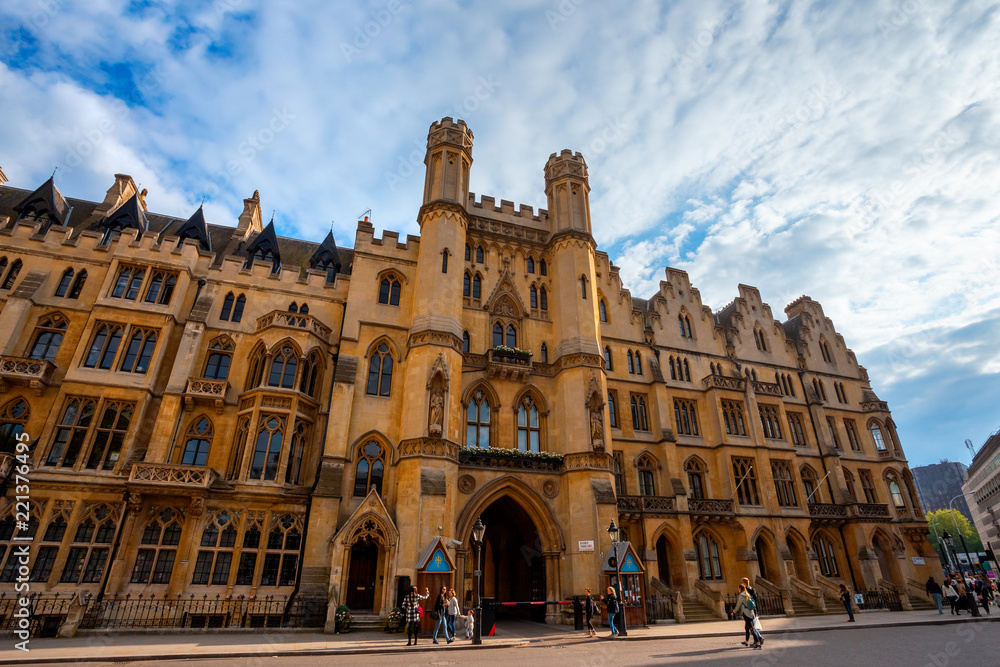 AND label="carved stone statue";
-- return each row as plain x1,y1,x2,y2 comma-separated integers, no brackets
590,407,604,450
428,391,444,438
586,372,606,452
